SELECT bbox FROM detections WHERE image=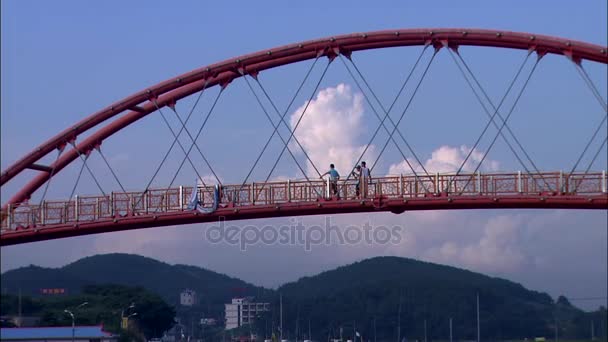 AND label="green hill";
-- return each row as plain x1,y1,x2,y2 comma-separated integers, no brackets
0,253,269,318
1,254,605,340
274,257,604,340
